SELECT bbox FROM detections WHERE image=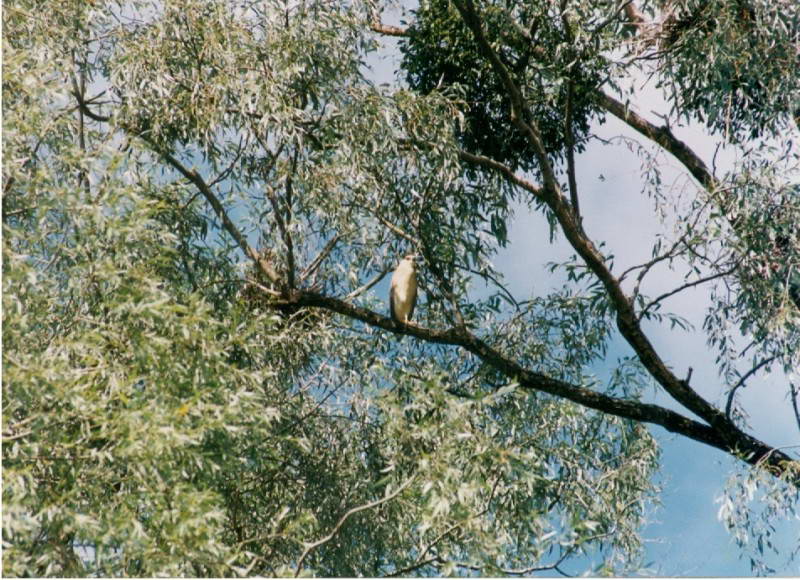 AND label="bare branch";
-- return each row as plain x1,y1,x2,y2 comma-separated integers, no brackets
294,474,416,576
597,91,716,191
623,1,647,32
457,149,544,198
370,20,408,37
790,383,800,434
345,267,391,300
2,429,34,442
300,234,342,285
374,212,418,245
72,89,110,123
244,277,282,298
725,356,778,419
370,9,408,37
638,264,738,320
